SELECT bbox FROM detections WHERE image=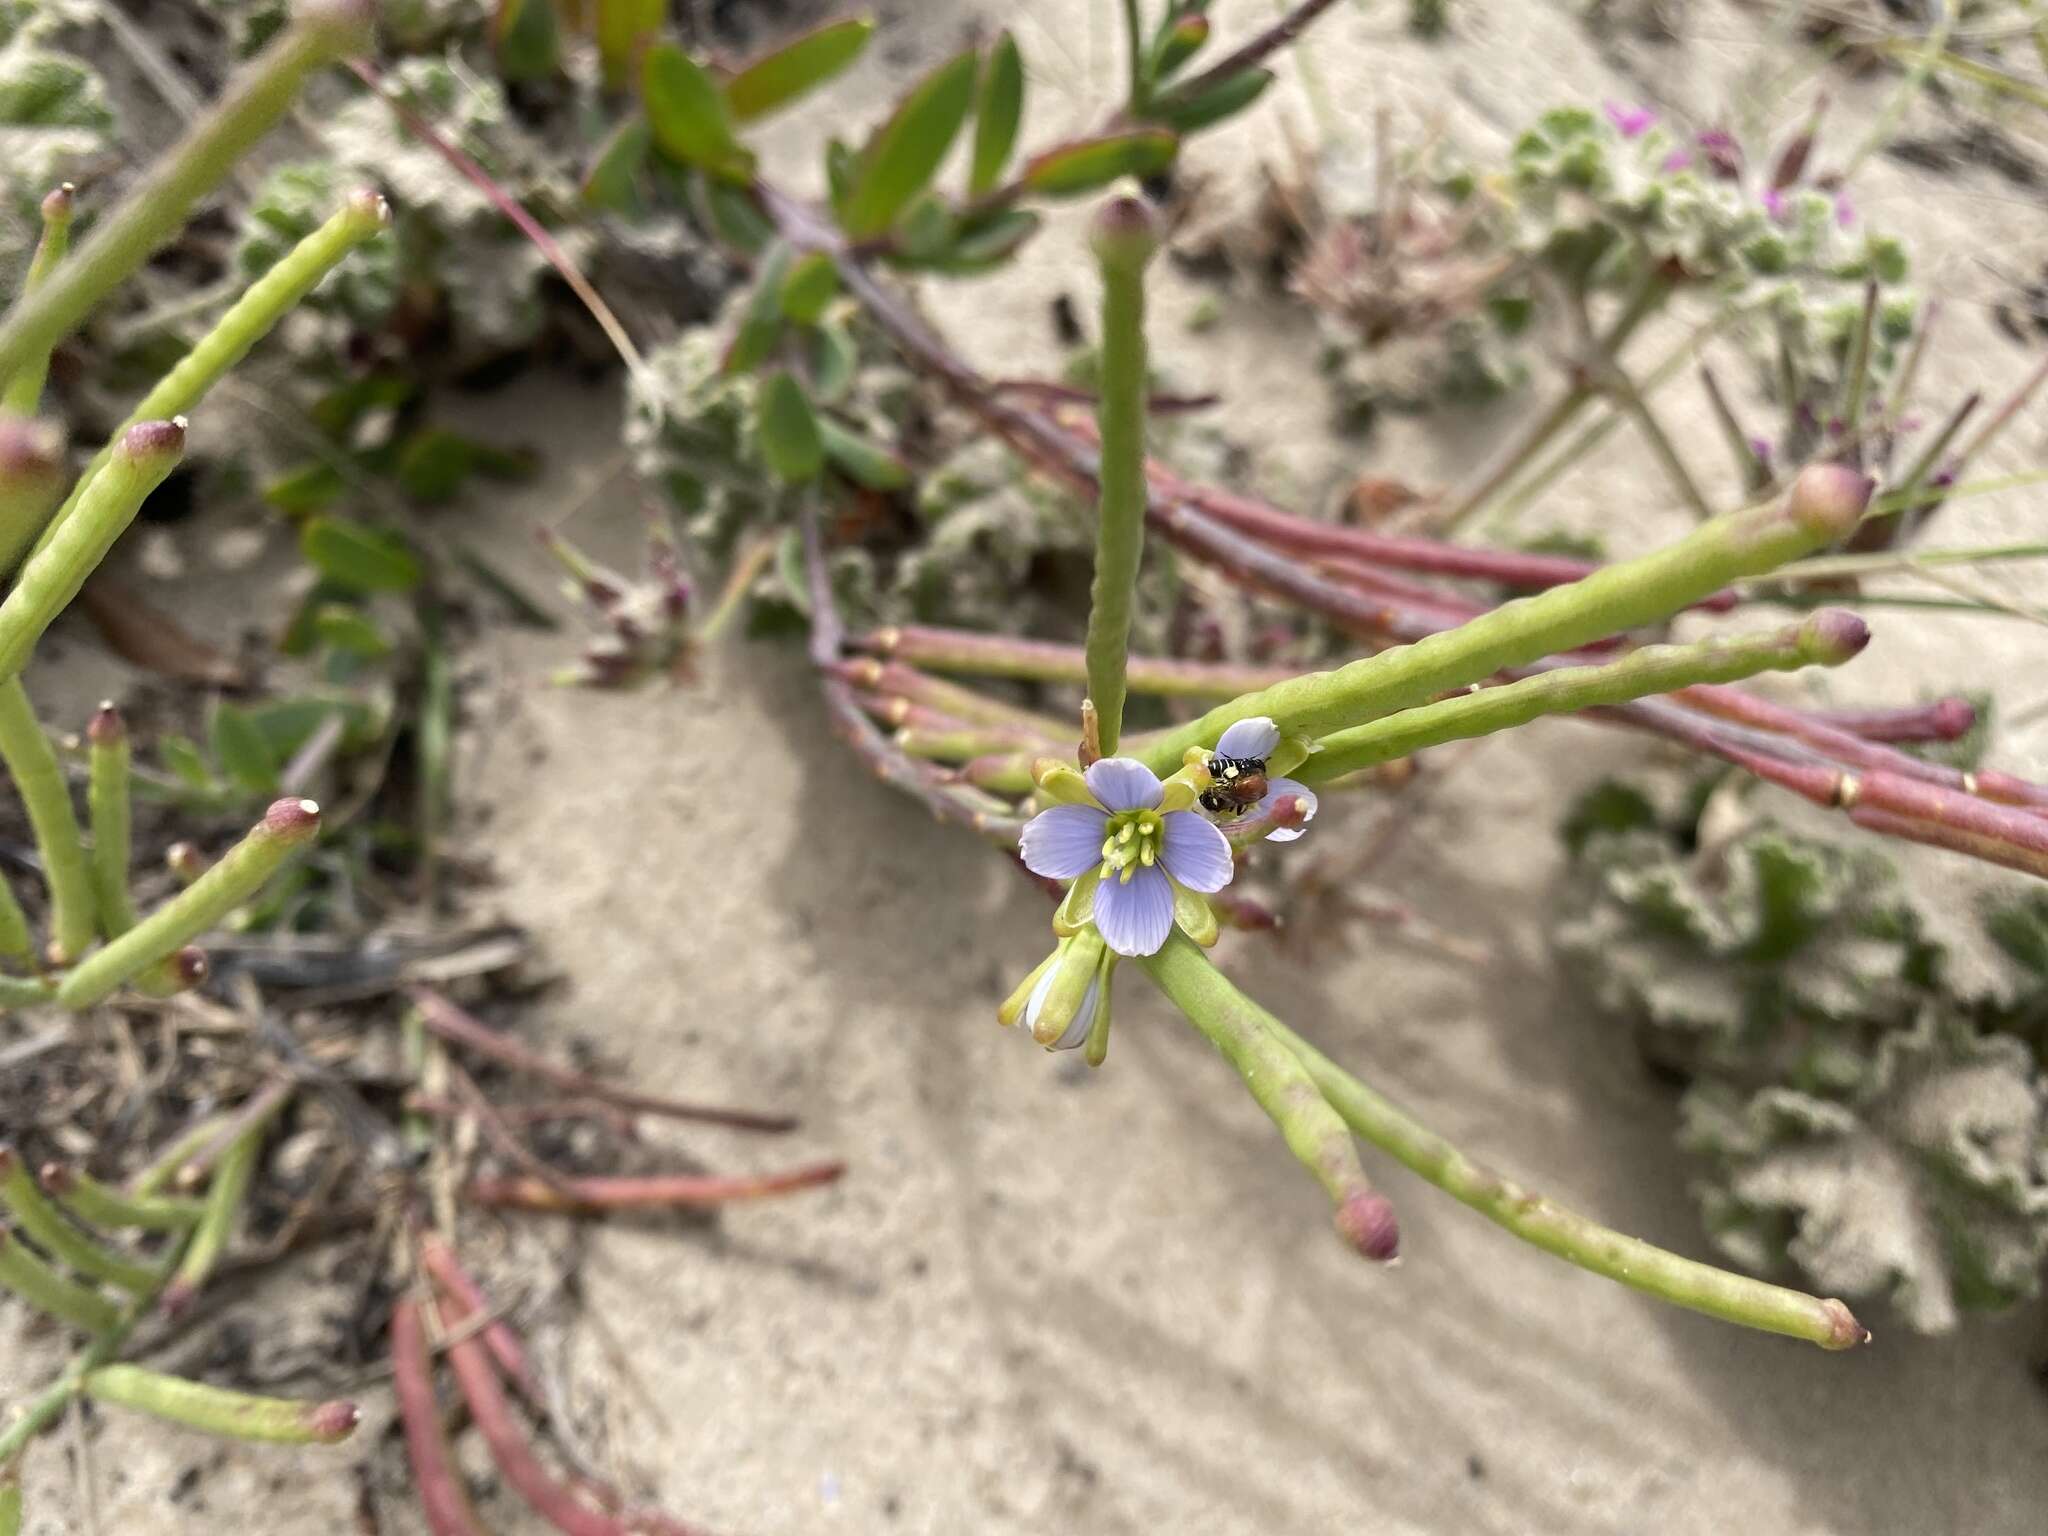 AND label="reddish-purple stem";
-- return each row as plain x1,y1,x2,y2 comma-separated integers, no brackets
390,1298,493,1536
464,1163,847,1213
